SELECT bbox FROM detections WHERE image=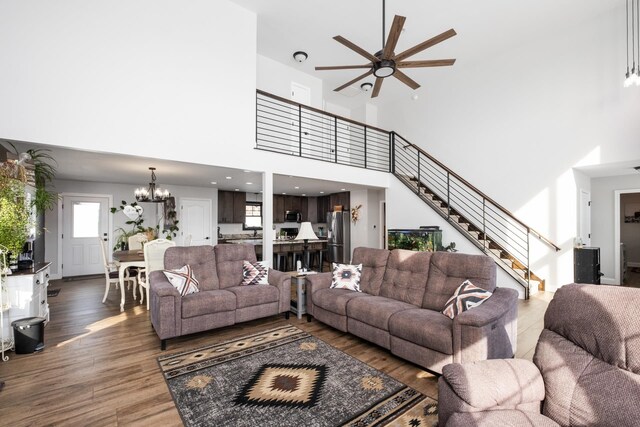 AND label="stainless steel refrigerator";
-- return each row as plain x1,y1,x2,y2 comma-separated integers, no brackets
326,211,350,264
